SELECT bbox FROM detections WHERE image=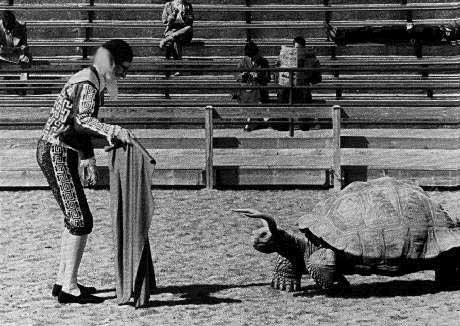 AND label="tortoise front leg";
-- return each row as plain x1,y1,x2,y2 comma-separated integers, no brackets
271,254,302,292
